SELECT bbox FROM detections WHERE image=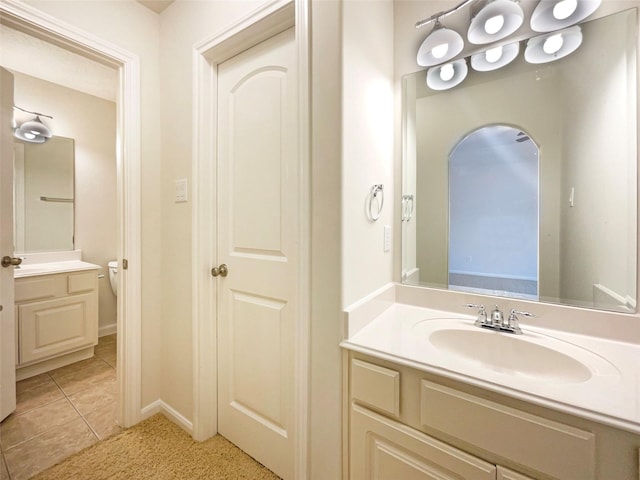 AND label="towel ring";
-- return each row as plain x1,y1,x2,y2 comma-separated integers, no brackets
369,184,384,221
